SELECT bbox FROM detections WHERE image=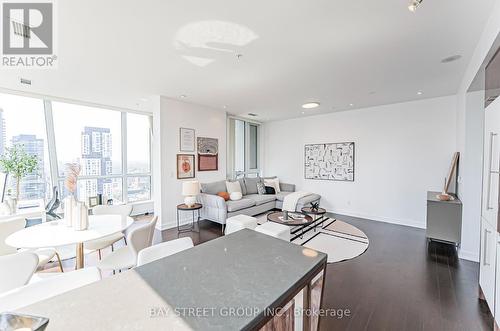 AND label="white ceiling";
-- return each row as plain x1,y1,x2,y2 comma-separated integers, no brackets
0,0,496,121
